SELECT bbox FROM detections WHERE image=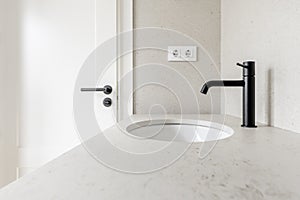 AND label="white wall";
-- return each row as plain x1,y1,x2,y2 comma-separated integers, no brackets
222,0,300,133
134,0,221,115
